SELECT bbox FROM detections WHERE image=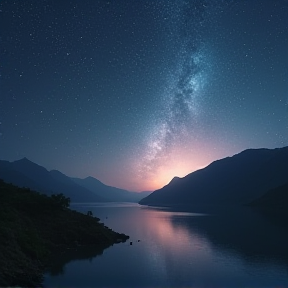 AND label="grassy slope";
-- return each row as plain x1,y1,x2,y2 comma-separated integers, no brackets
0,180,129,287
